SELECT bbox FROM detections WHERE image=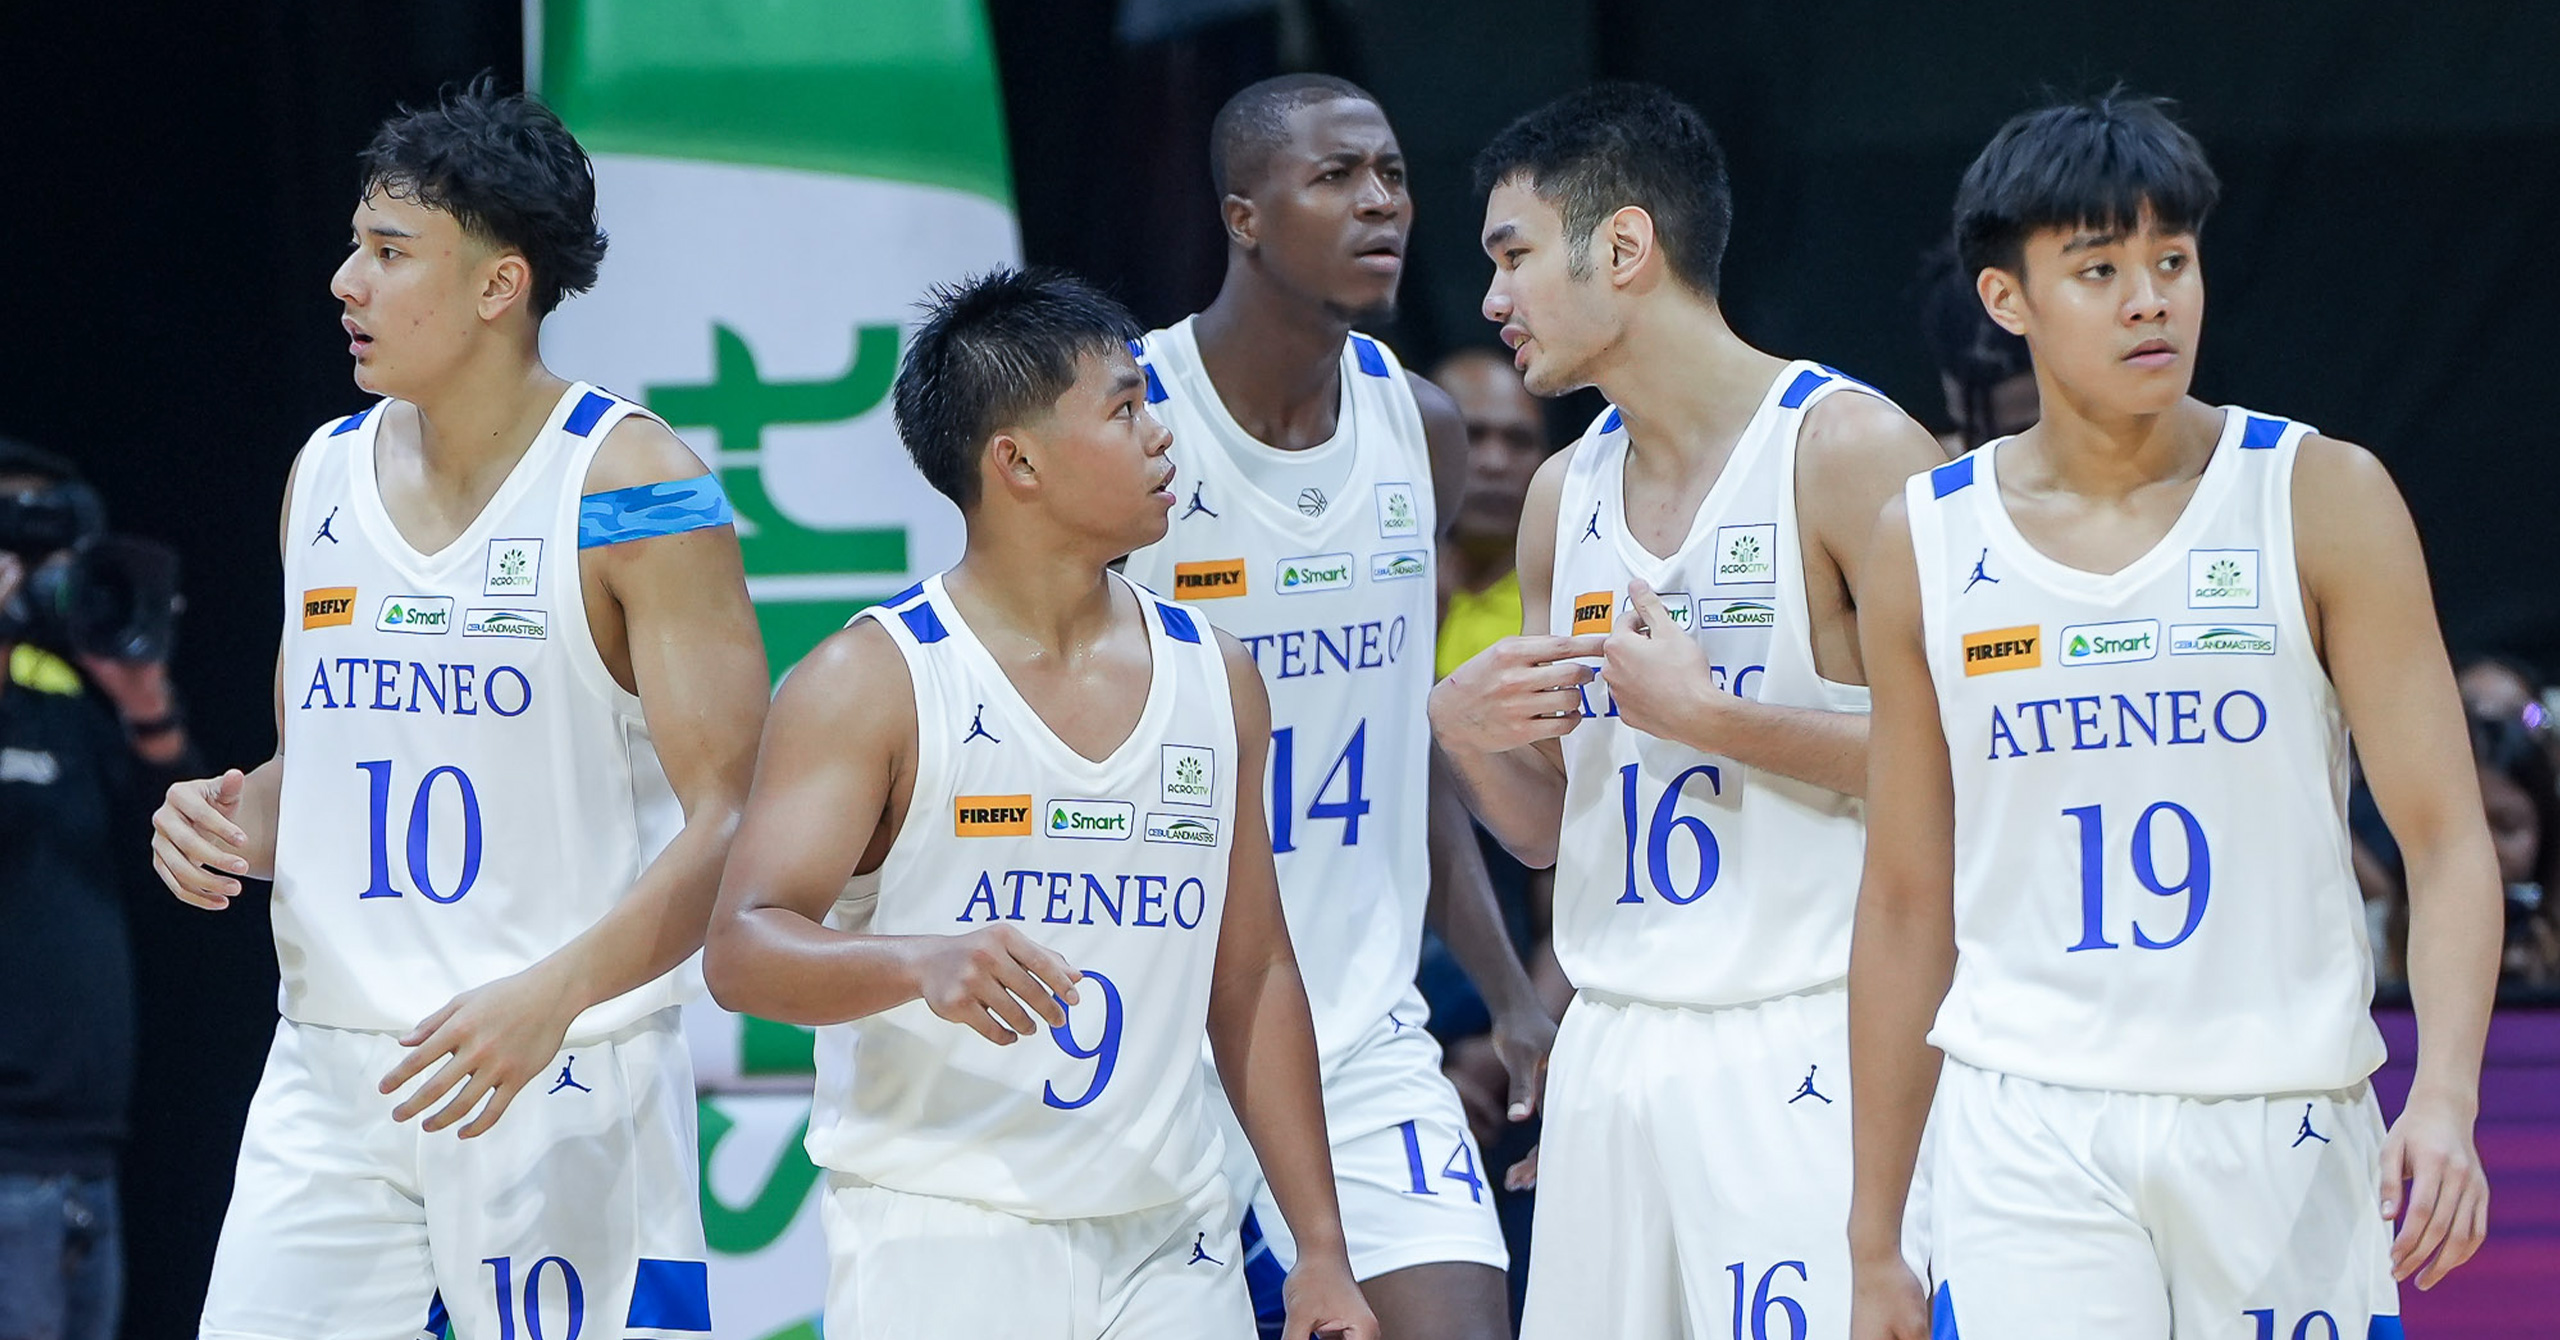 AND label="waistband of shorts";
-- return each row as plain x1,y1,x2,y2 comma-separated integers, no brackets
1941,1054,2378,1105
285,1002,683,1047
1574,979,1846,1015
